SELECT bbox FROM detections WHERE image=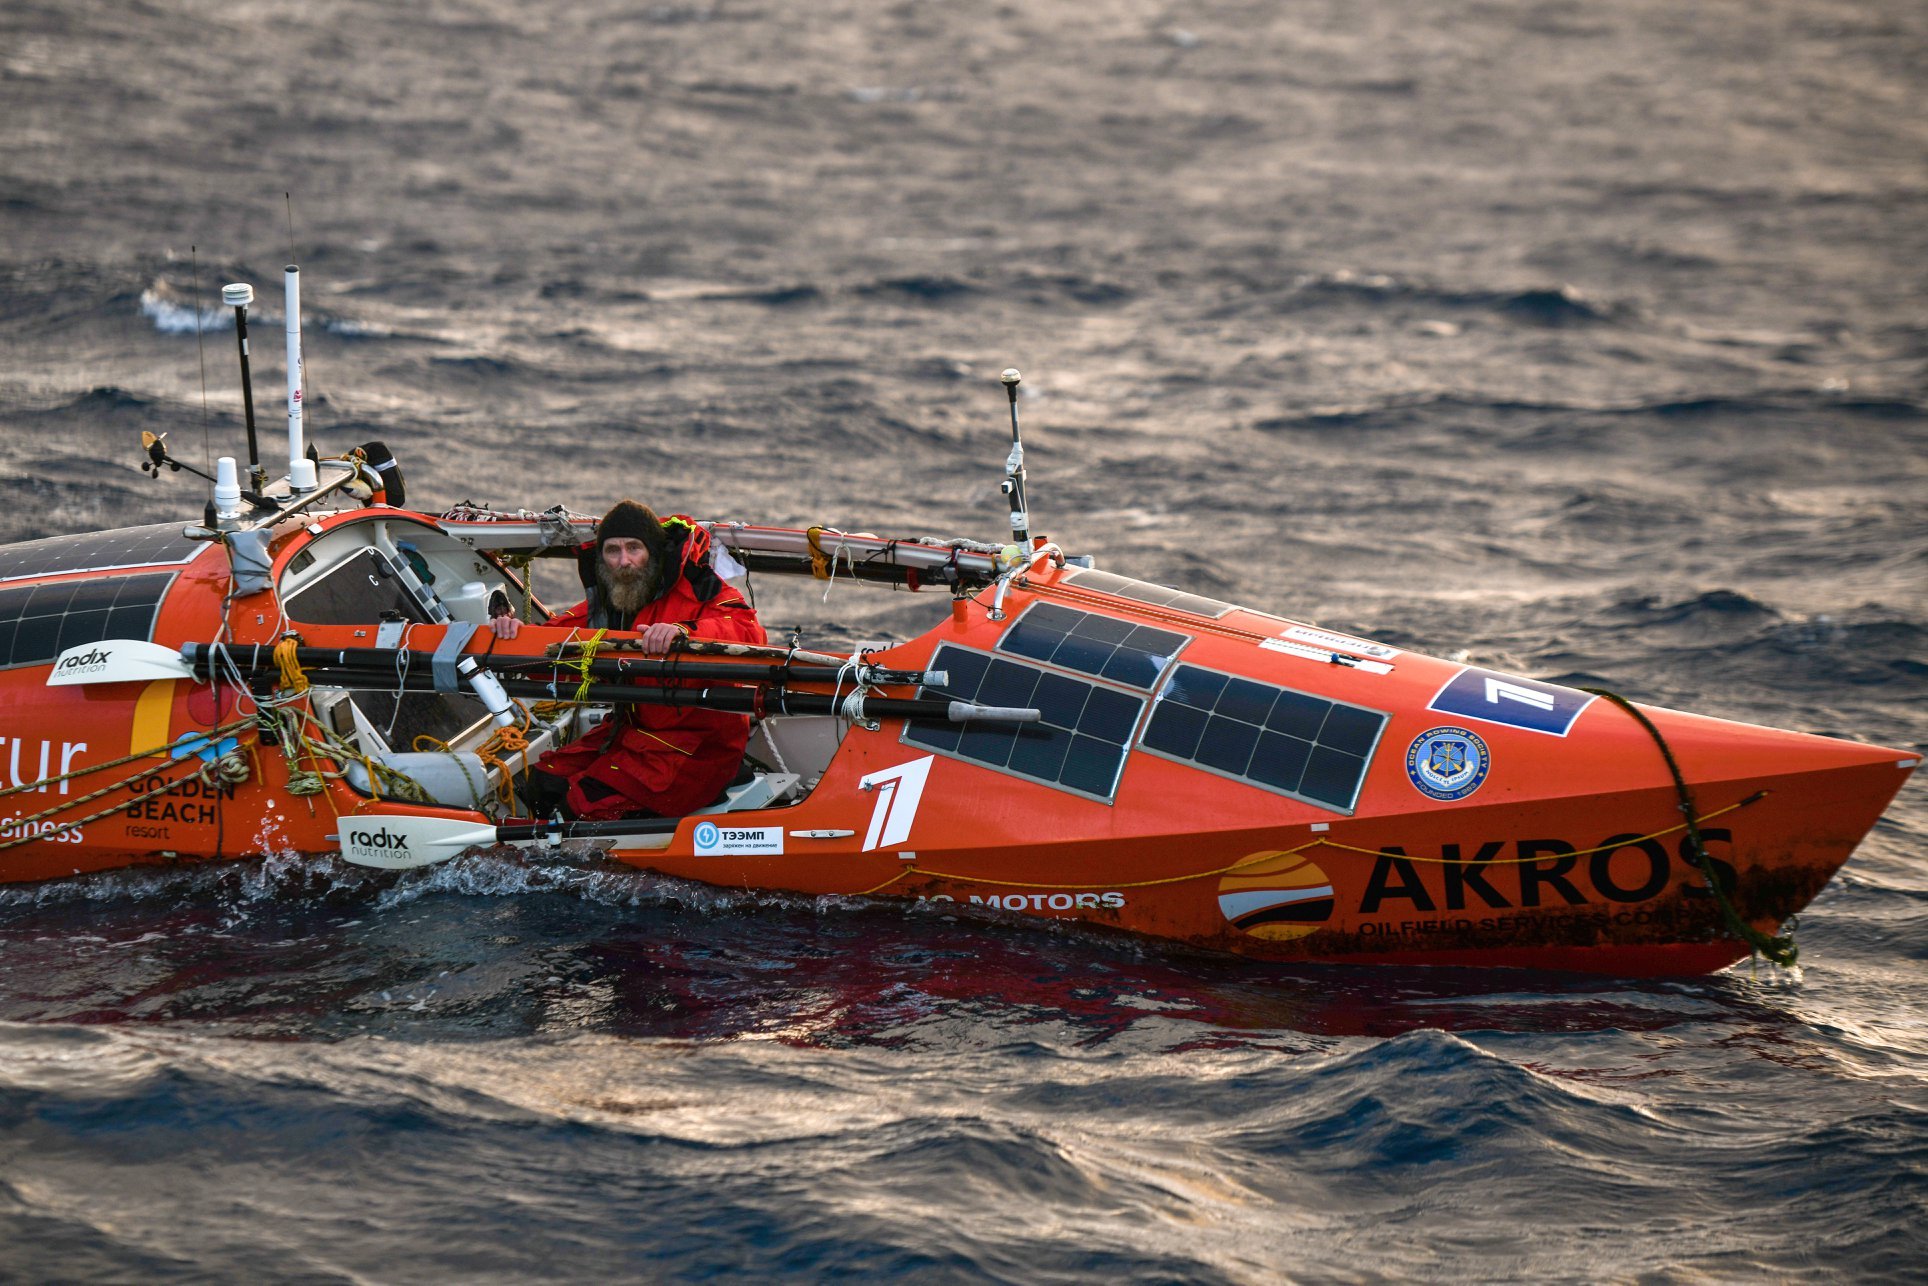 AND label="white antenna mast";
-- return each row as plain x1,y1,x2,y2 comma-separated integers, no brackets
284,263,315,491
